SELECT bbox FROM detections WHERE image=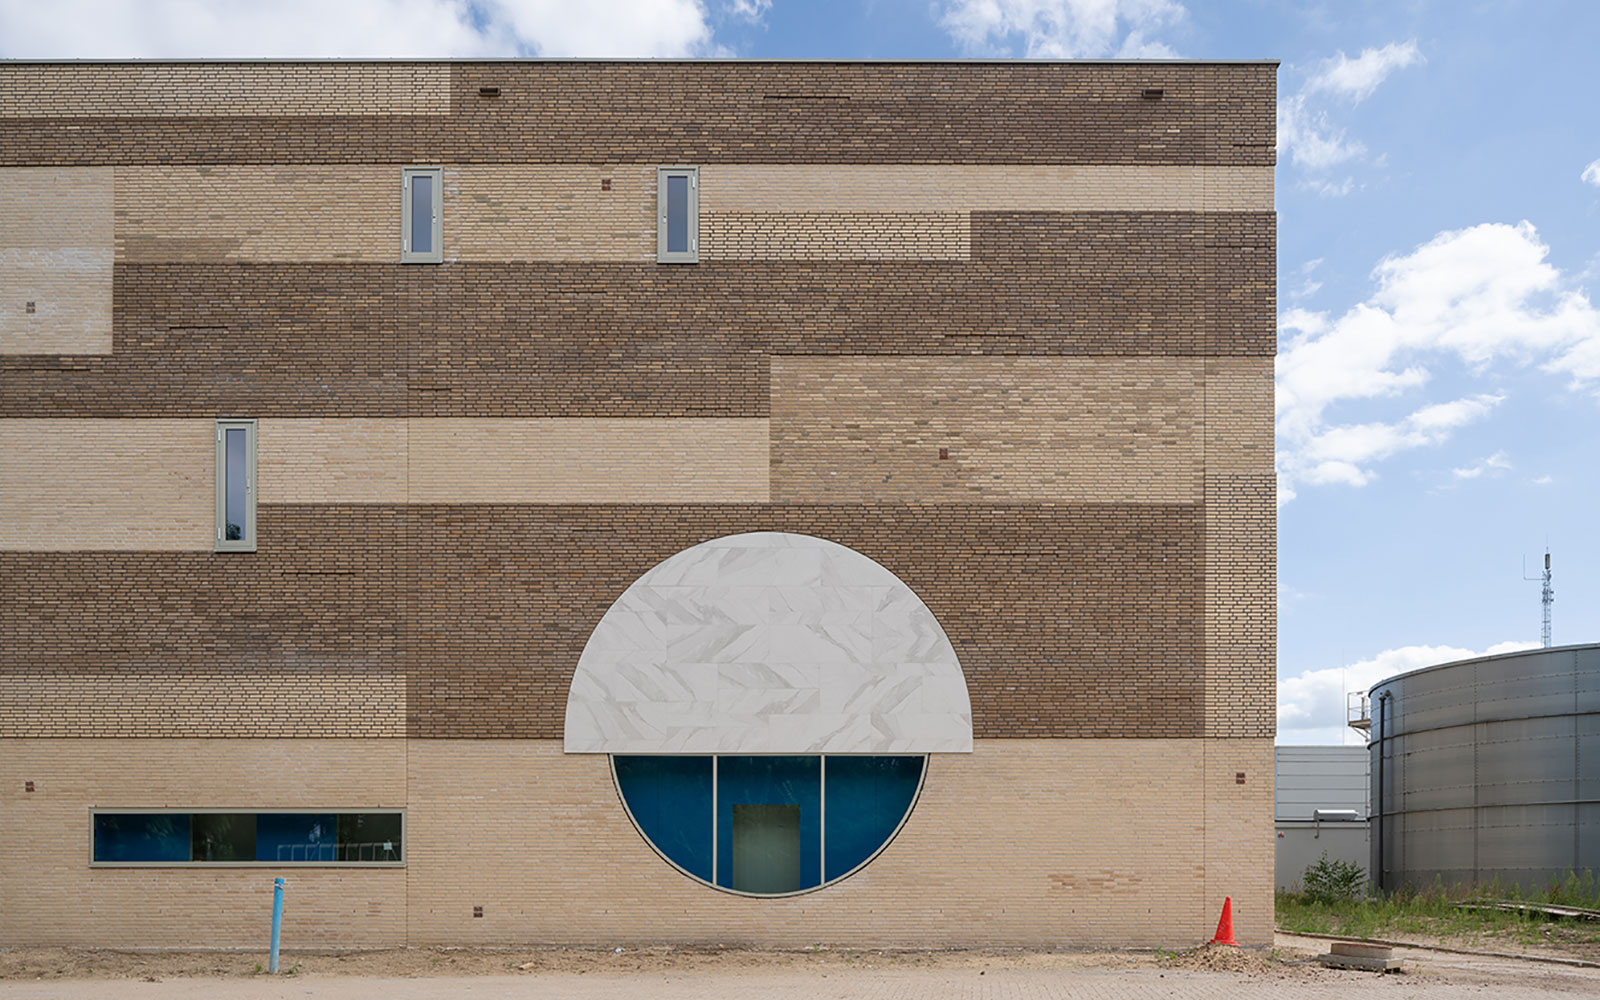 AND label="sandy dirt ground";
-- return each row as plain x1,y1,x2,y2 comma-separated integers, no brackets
4,938,1600,998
